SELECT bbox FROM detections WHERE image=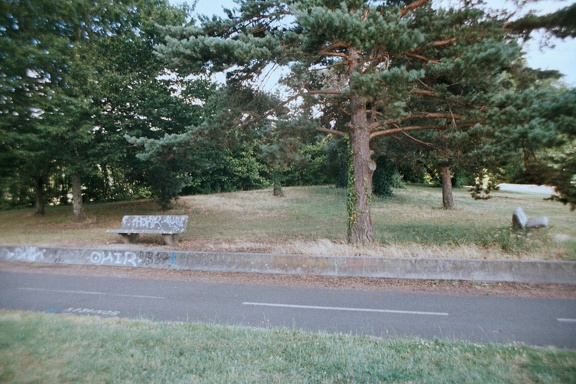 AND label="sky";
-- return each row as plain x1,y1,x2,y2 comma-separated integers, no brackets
172,0,576,86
